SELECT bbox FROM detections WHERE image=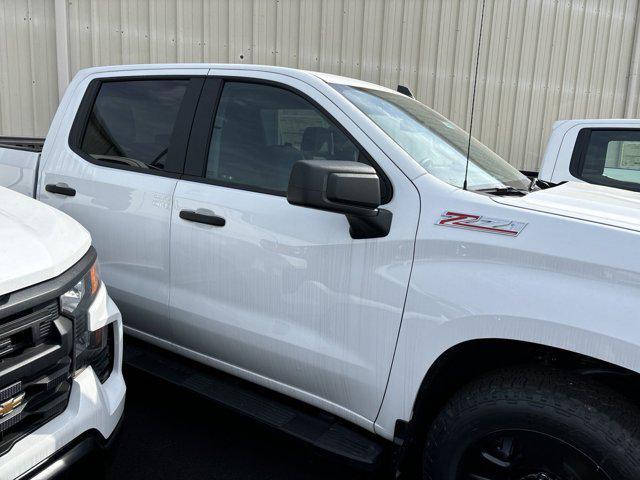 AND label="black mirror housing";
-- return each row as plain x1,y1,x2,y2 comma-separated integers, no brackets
287,160,392,239
288,160,381,216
